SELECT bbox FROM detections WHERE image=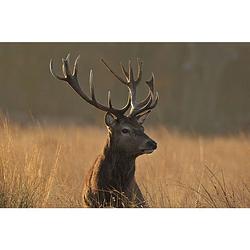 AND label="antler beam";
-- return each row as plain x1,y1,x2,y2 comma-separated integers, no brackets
49,54,131,117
